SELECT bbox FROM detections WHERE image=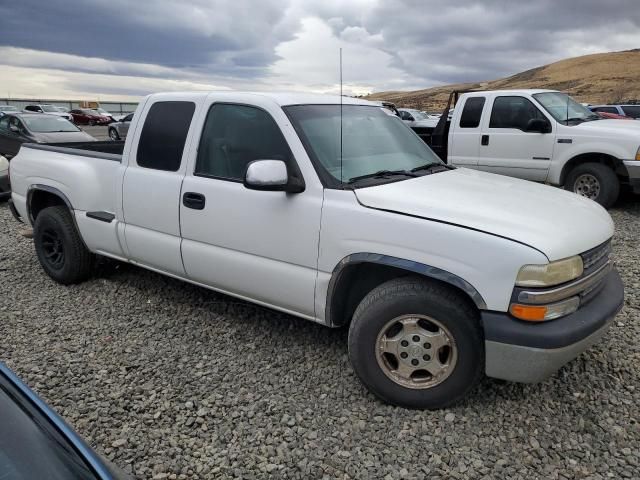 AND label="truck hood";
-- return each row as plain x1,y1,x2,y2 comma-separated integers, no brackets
354,168,614,260
574,118,640,138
